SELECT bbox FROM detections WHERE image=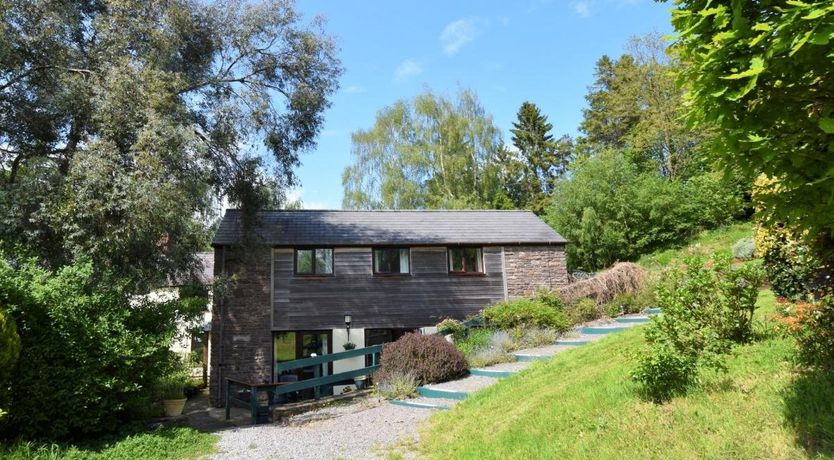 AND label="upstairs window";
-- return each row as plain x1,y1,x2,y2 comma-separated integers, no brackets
295,248,334,276
373,248,410,275
448,247,483,274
